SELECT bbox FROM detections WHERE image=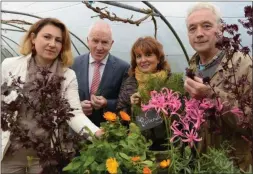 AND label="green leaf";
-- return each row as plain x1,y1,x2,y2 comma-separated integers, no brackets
119,141,127,148
110,143,117,149
63,161,81,171
128,133,139,139
184,167,192,174
114,131,125,136
119,152,130,160
140,152,146,161
83,155,95,168
96,163,105,171
90,161,99,171
140,160,153,166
